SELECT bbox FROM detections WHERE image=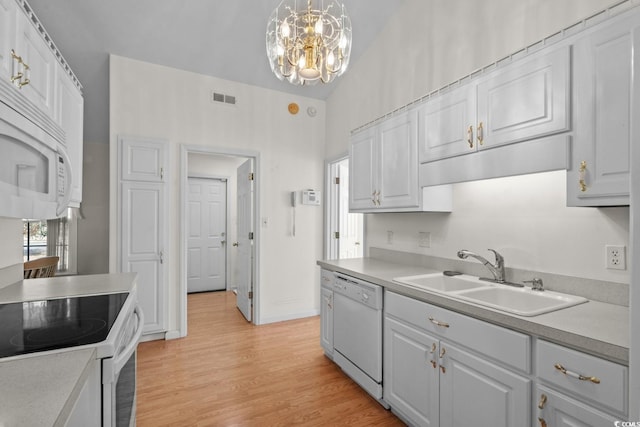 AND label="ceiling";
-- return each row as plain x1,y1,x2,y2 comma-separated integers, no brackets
26,0,405,142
